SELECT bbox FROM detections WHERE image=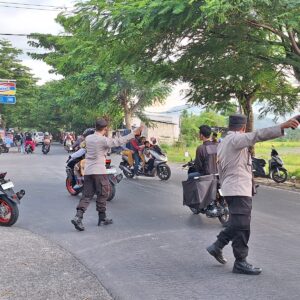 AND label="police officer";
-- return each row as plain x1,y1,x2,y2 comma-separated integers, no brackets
206,114,299,275
71,118,143,231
